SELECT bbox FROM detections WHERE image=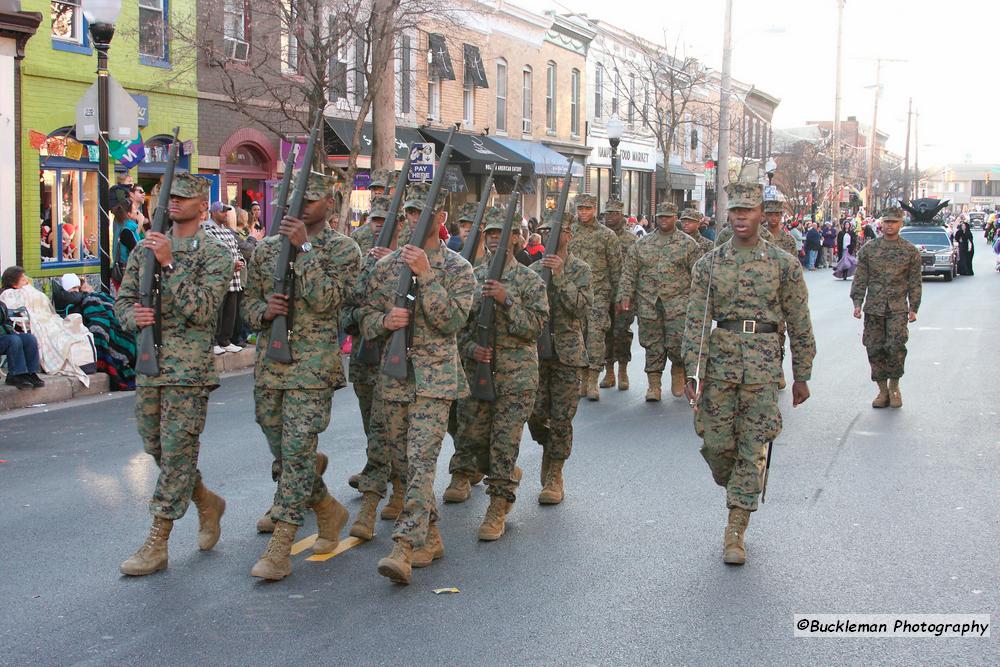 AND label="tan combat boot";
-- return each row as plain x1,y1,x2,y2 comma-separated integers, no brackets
618,362,630,390
538,459,565,505
645,372,662,402
348,473,361,490
191,480,226,551
411,522,445,568
478,496,512,541
871,380,890,408
778,369,787,390
670,364,686,397
888,378,903,408
578,369,587,398
381,476,404,520
377,540,413,584
469,472,485,486
443,473,472,503
120,516,173,576
585,369,600,401
251,520,297,580
723,507,750,565
540,451,551,486
599,362,616,388
256,507,279,533
349,492,380,540
311,493,349,553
